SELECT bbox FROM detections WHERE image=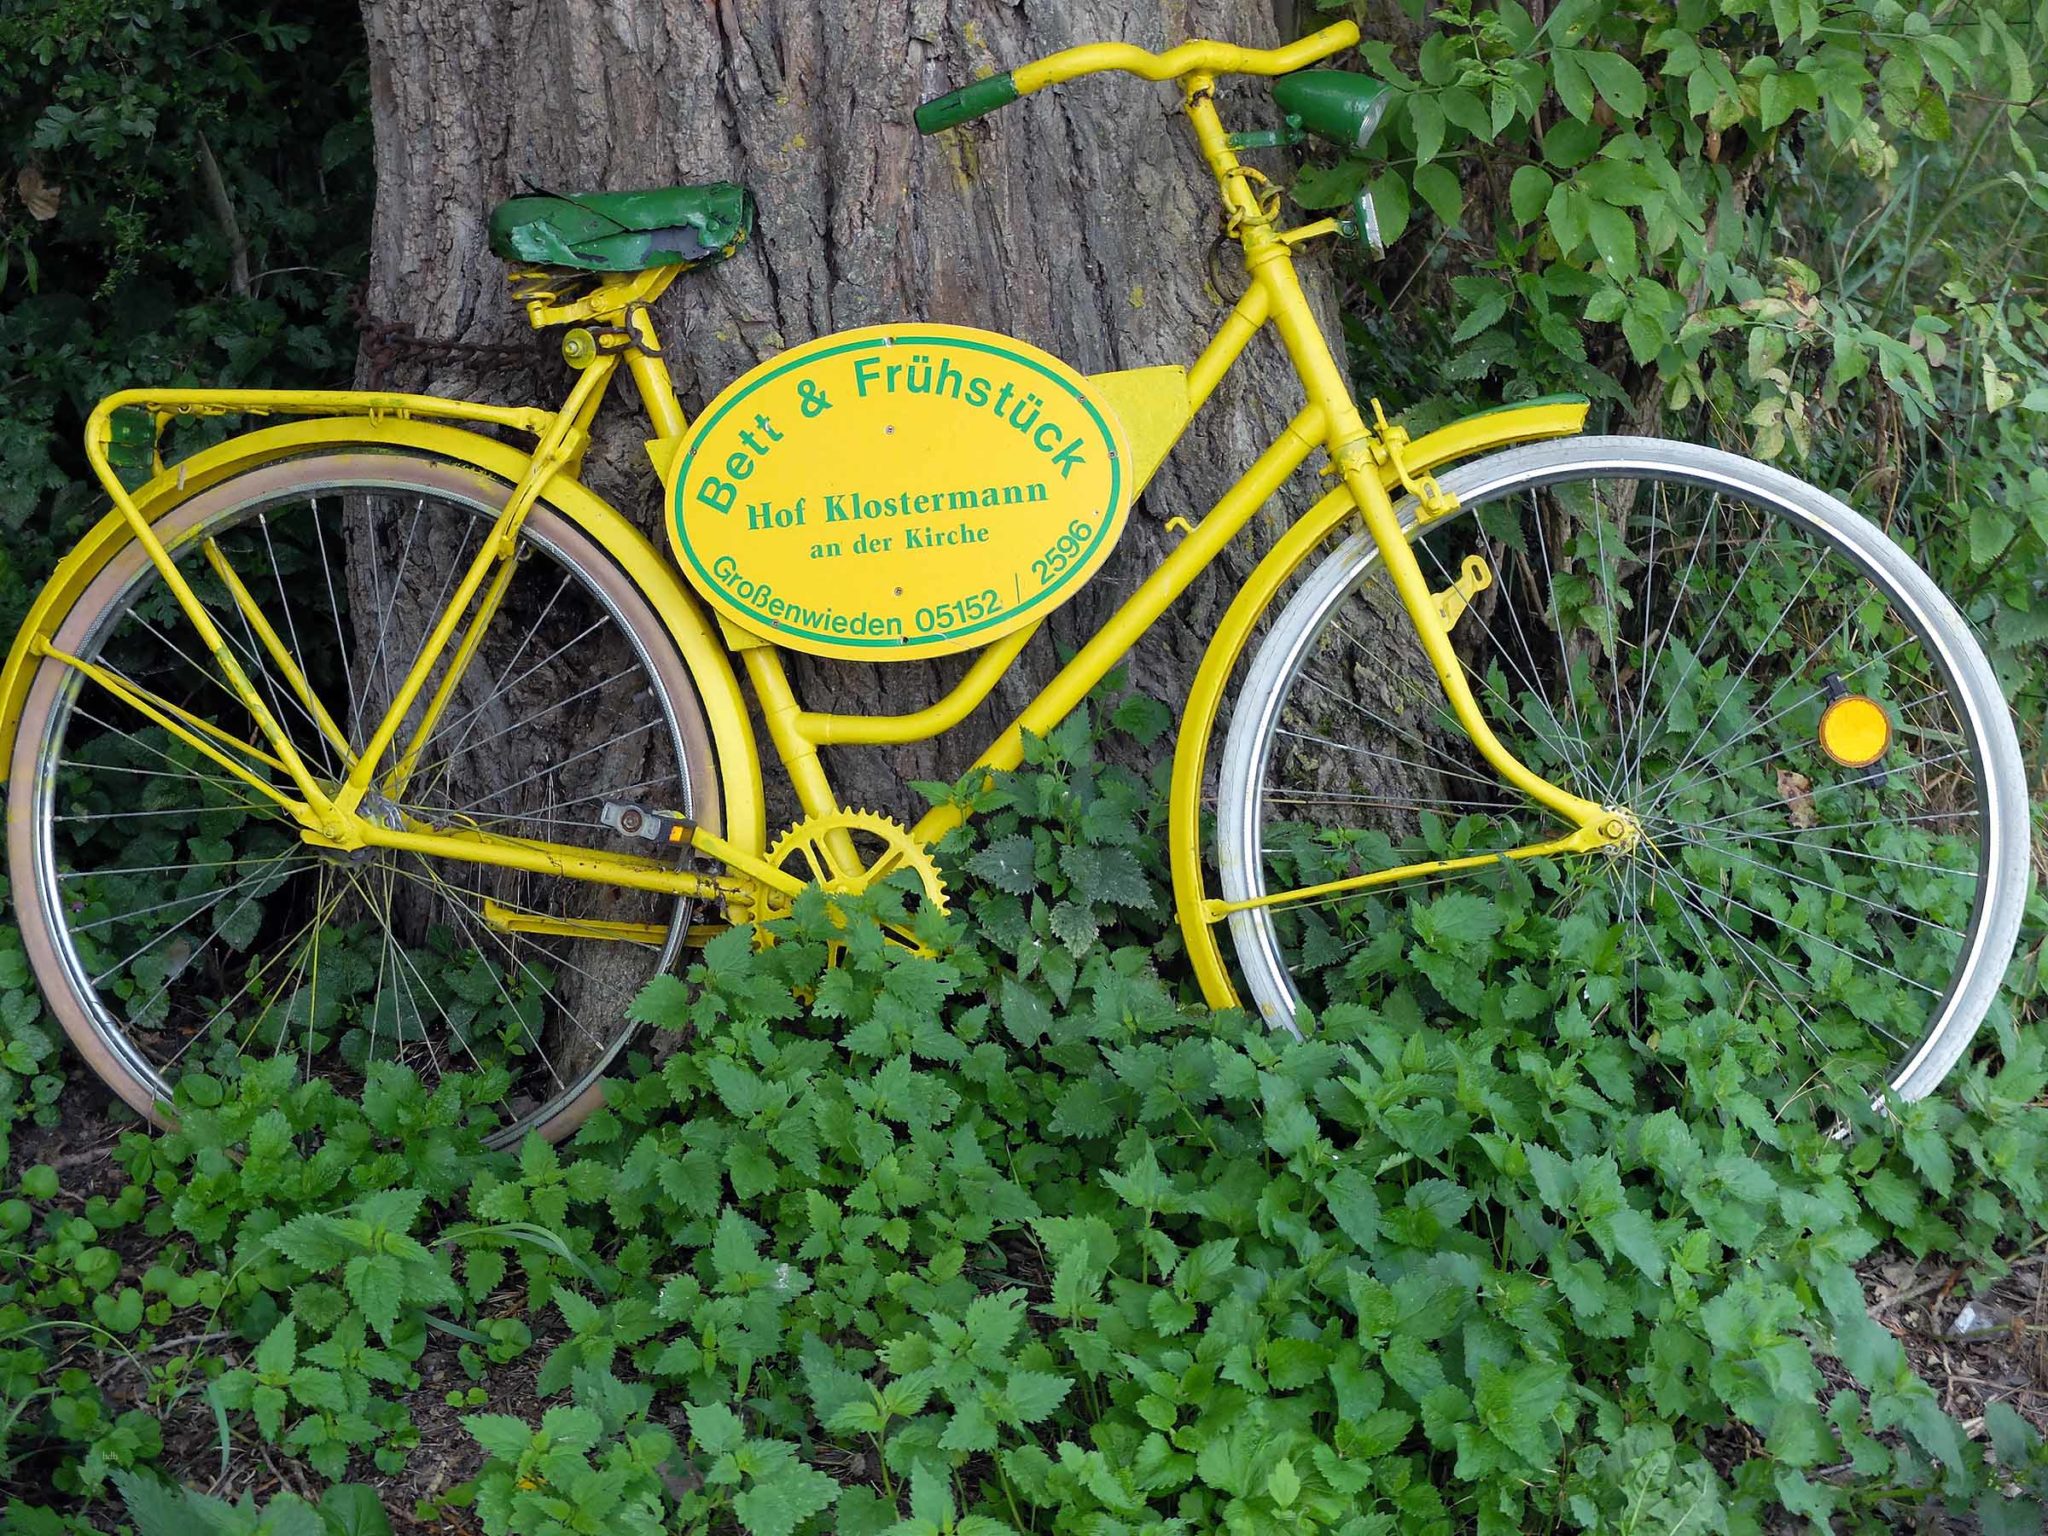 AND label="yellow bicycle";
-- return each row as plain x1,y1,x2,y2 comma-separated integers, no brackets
3,21,2028,1146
